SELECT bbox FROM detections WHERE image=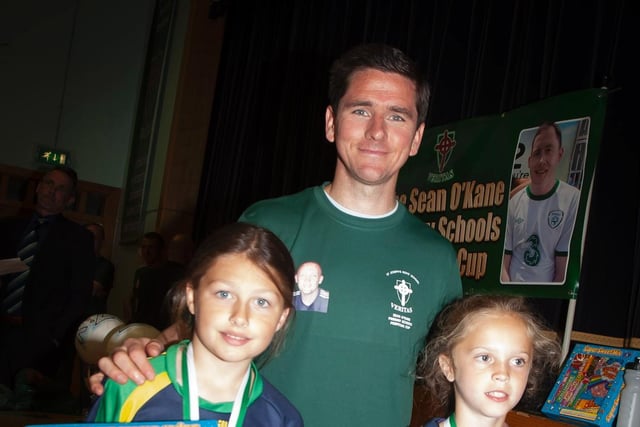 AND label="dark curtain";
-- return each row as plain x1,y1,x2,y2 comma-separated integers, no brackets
195,0,639,345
